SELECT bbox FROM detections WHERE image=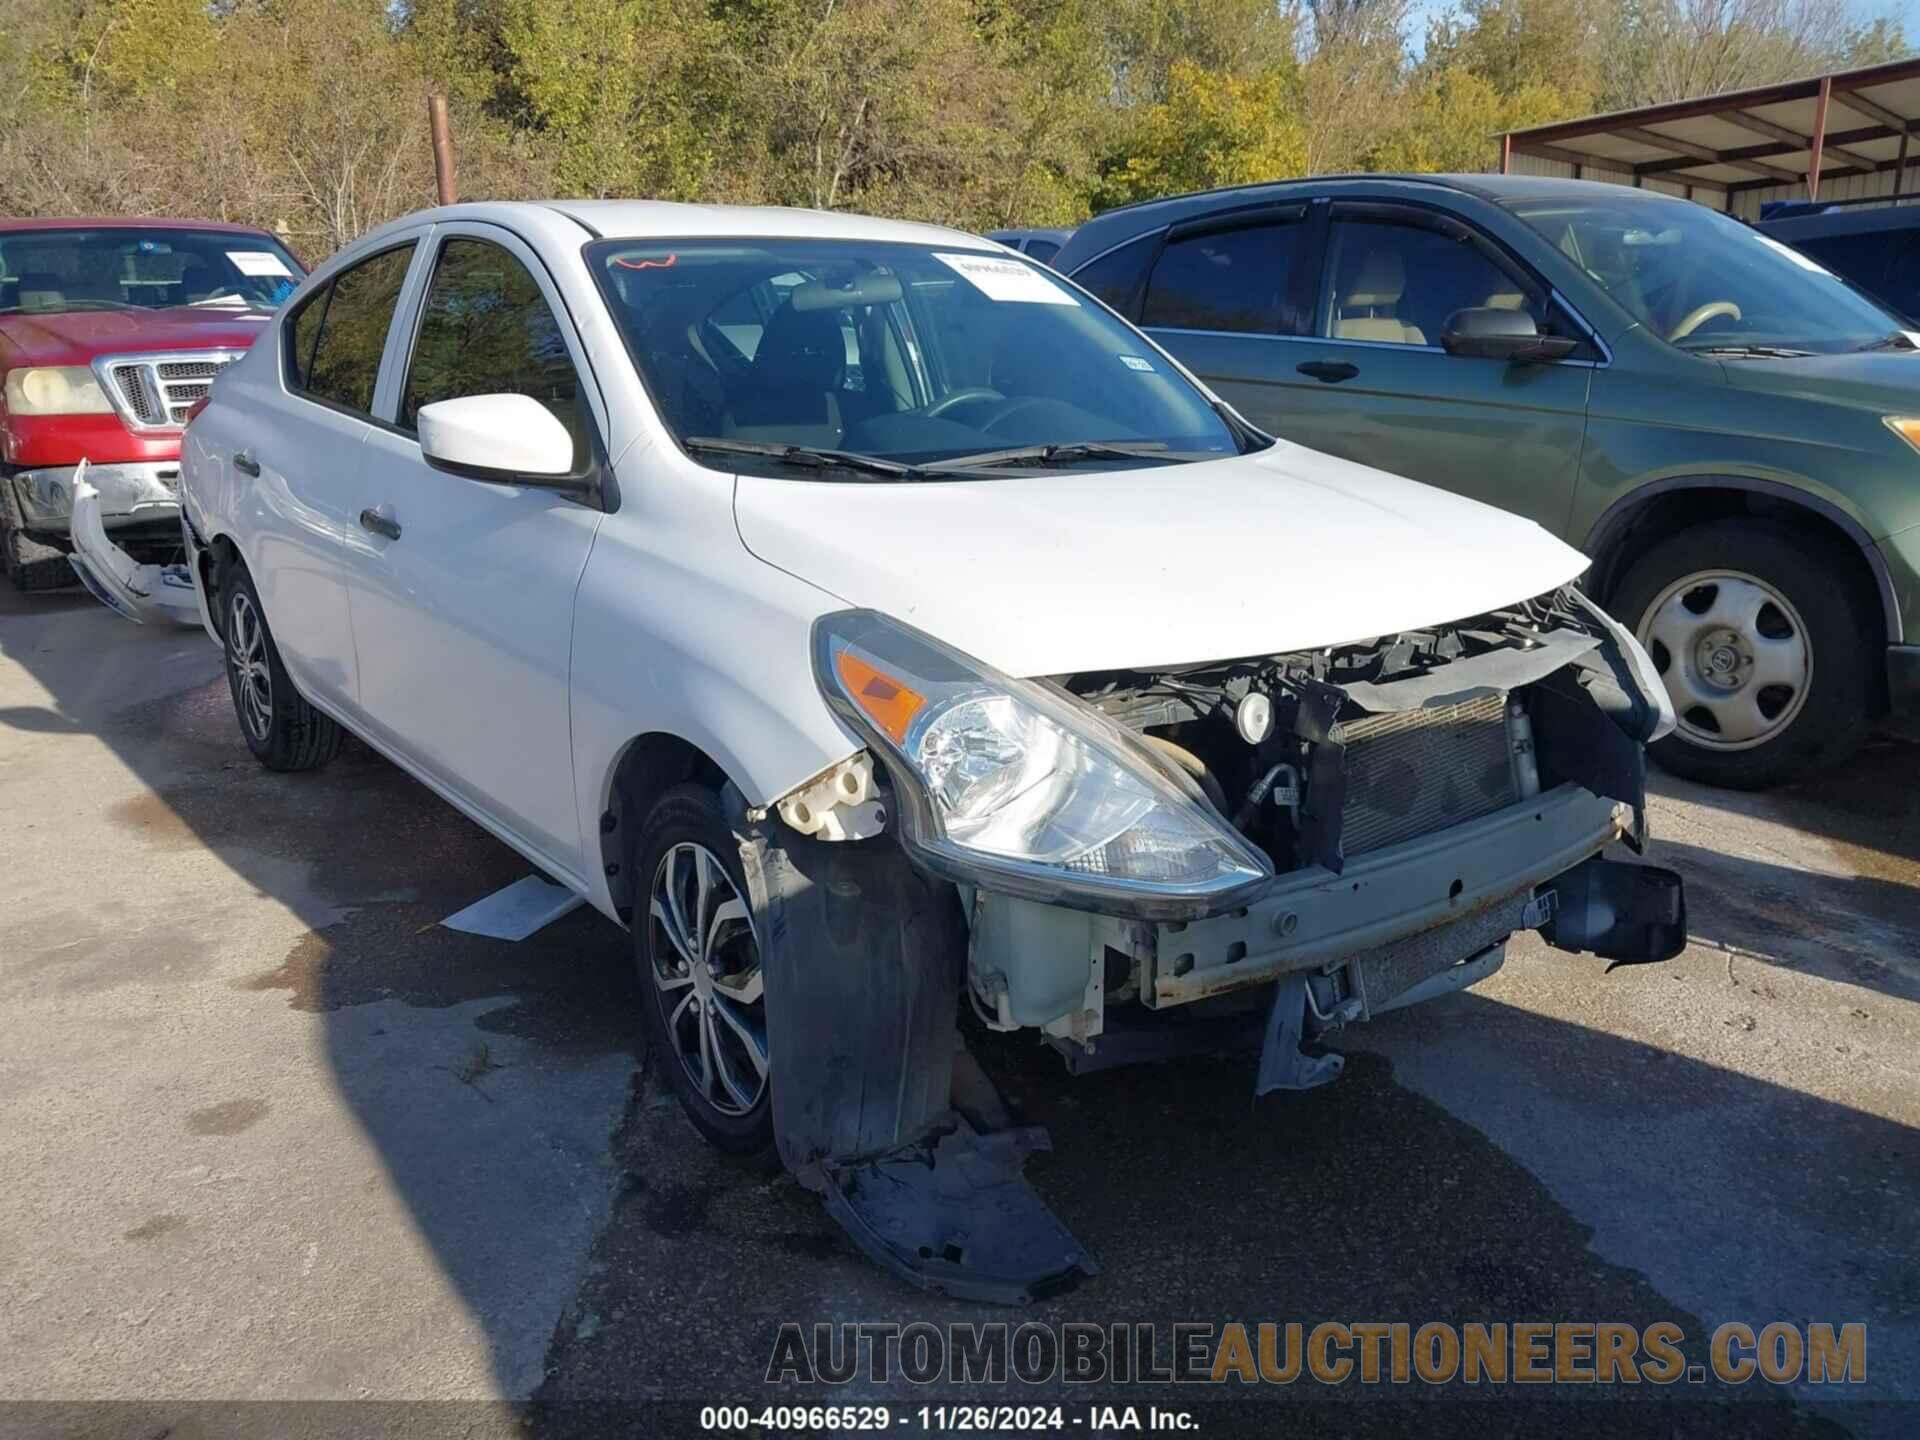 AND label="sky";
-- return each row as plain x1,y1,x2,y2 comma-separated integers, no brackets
1402,0,1914,57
